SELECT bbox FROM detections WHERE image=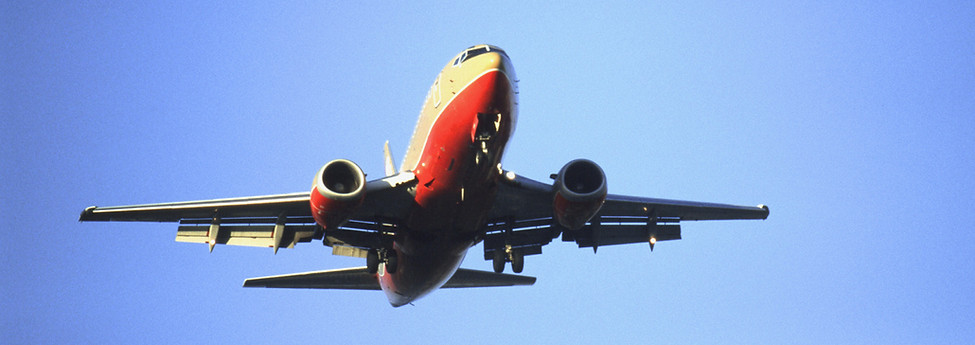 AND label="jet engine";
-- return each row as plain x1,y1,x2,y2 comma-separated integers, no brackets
310,159,366,229
553,159,607,230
